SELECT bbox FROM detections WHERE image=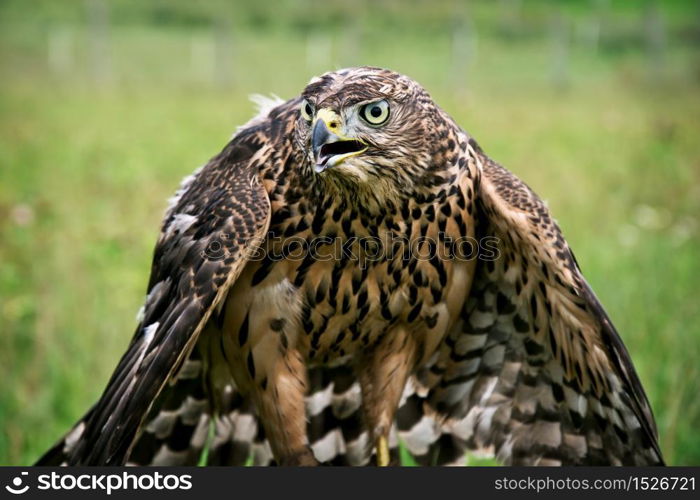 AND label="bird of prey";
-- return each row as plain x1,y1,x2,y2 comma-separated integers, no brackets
37,67,663,467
